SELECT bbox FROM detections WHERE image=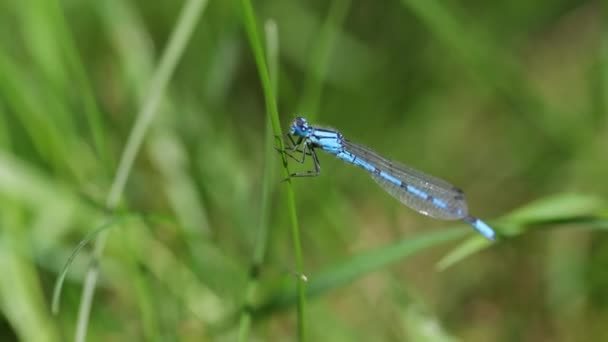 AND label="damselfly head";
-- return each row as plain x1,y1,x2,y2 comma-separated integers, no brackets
289,116,311,137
